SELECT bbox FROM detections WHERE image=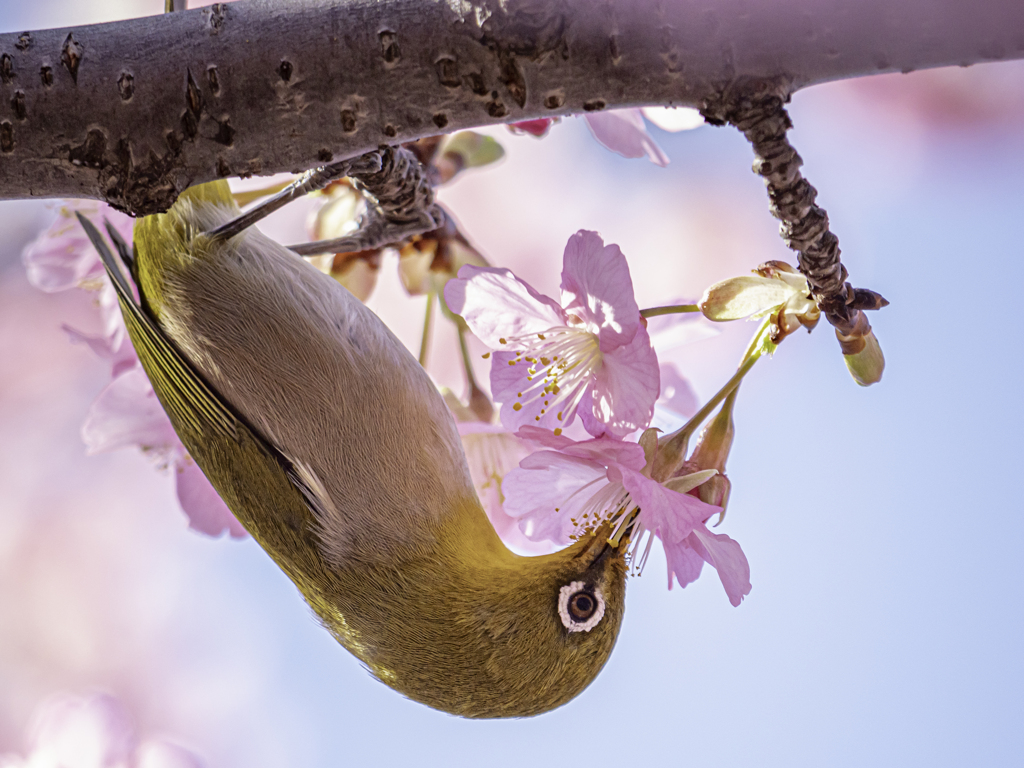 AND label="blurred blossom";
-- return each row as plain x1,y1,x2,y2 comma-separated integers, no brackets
445,230,659,438
843,61,1024,129
582,107,703,166
397,211,490,298
508,119,556,137
433,131,505,183
22,202,134,364
0,692,203,768
82,368,246,539
20,203,246,540
656,362,700,420
640,106,705,132
304,184,383,301
583,109,670,167
508,108,702,165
